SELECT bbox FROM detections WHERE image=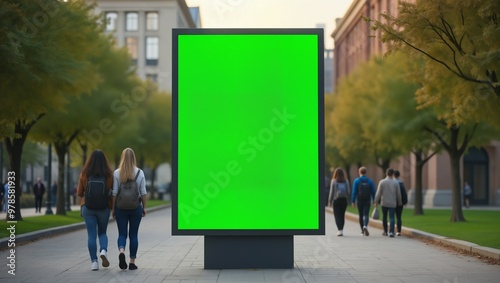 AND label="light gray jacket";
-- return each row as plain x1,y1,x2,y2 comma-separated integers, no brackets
374,177,402,208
